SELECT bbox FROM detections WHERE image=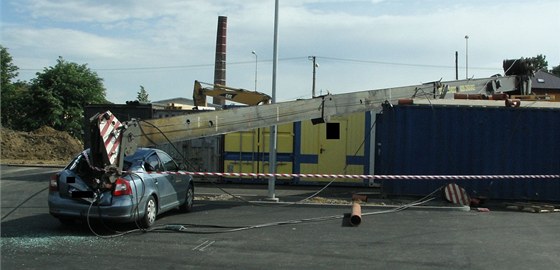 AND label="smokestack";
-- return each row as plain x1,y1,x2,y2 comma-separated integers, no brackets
213,16,227,105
